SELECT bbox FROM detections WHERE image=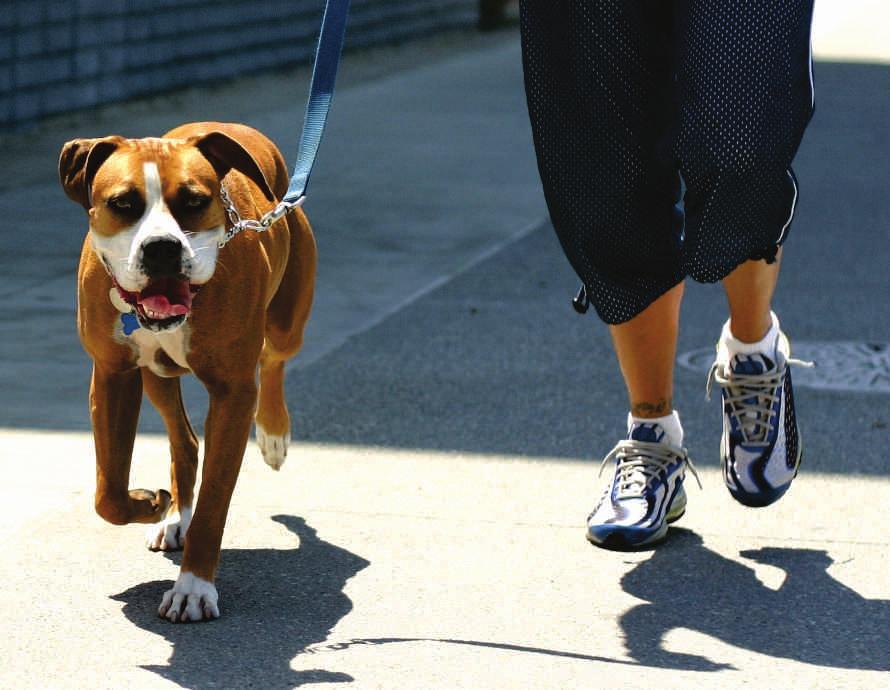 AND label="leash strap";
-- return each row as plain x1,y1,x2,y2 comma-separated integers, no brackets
220,0,350,246
283,0,351,206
